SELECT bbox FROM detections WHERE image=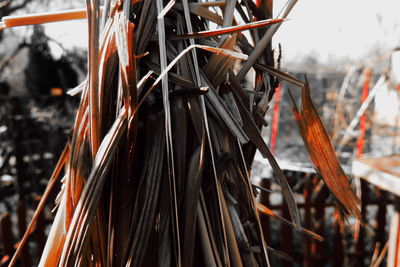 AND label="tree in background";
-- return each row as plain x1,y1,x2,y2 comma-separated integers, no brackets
25,26,79,95
0,0,32,41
